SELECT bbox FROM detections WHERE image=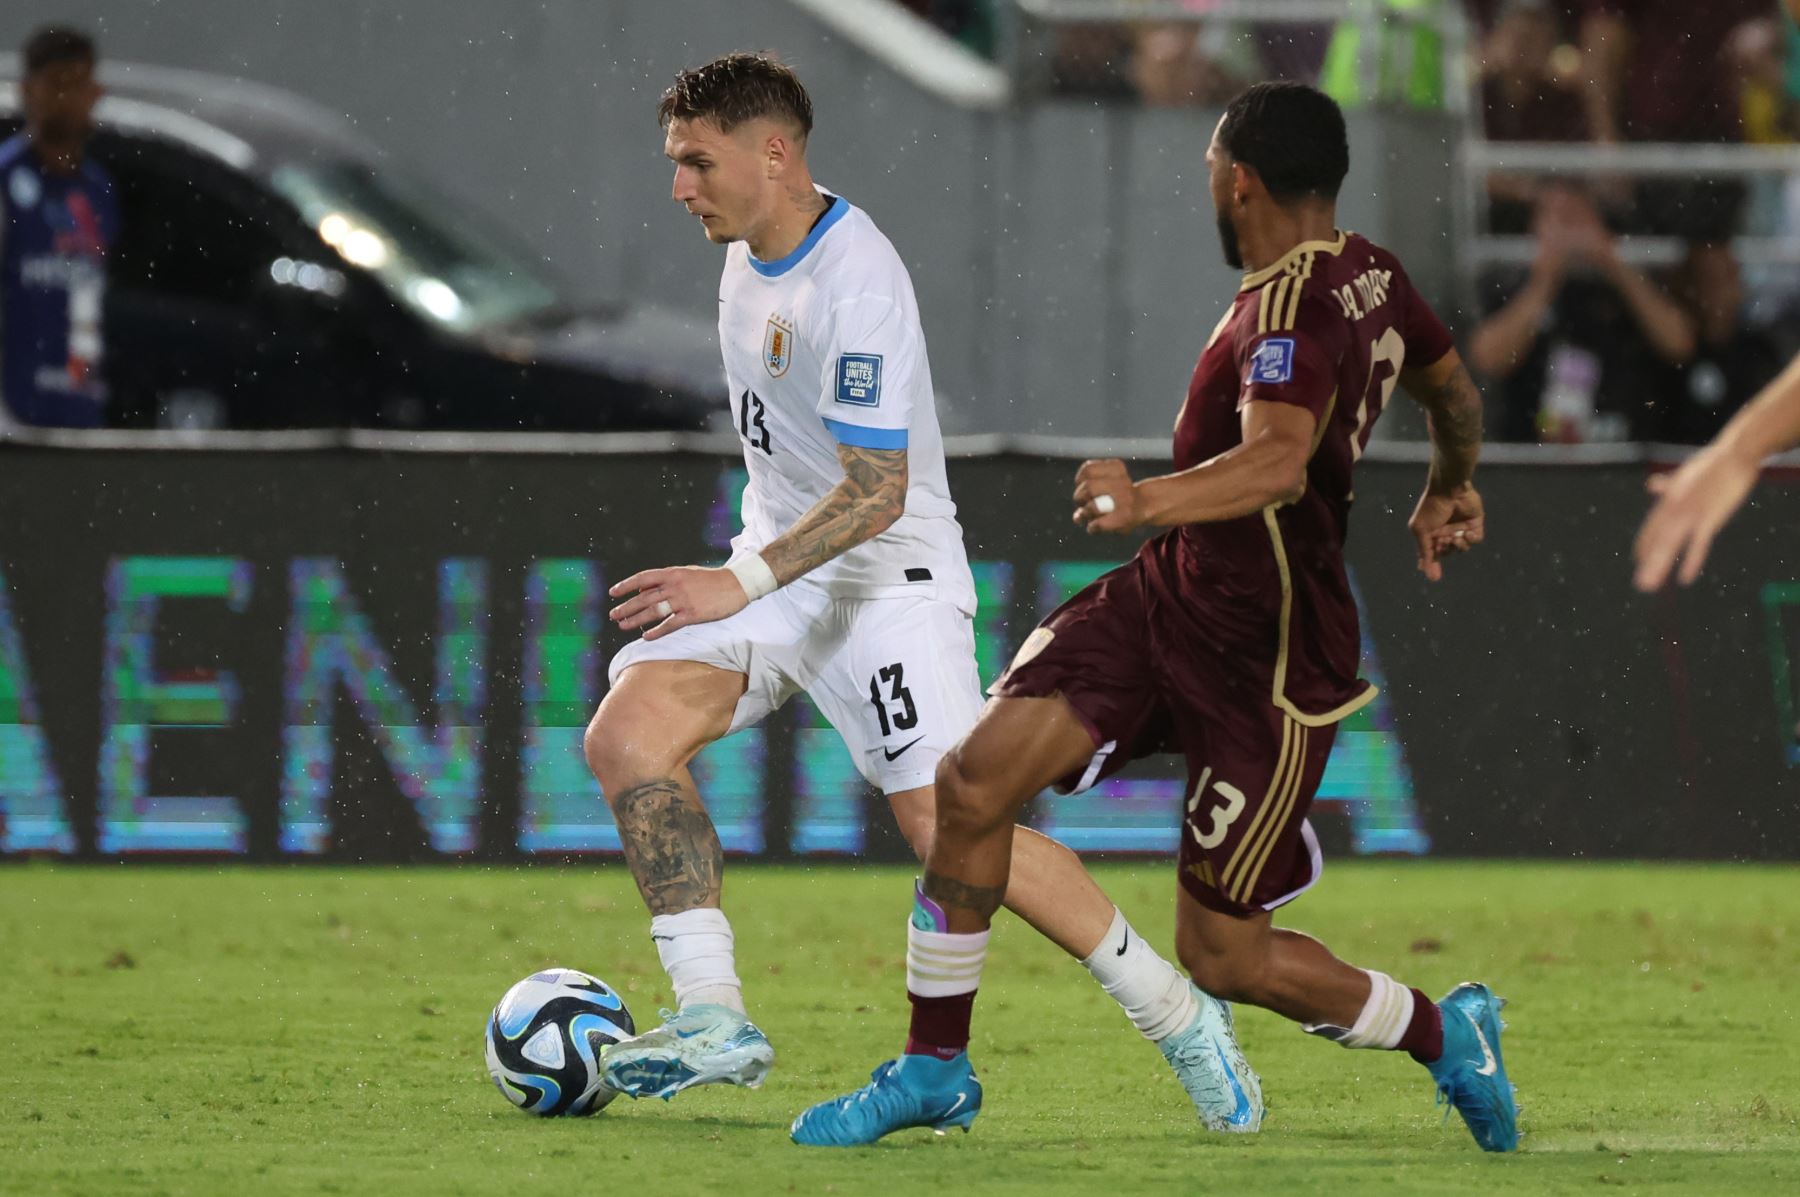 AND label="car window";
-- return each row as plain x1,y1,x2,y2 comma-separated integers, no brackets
269,159,558,333
90,131,293,306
